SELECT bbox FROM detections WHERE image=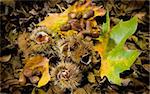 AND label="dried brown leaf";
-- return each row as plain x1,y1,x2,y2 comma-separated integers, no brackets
0,54,11,62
